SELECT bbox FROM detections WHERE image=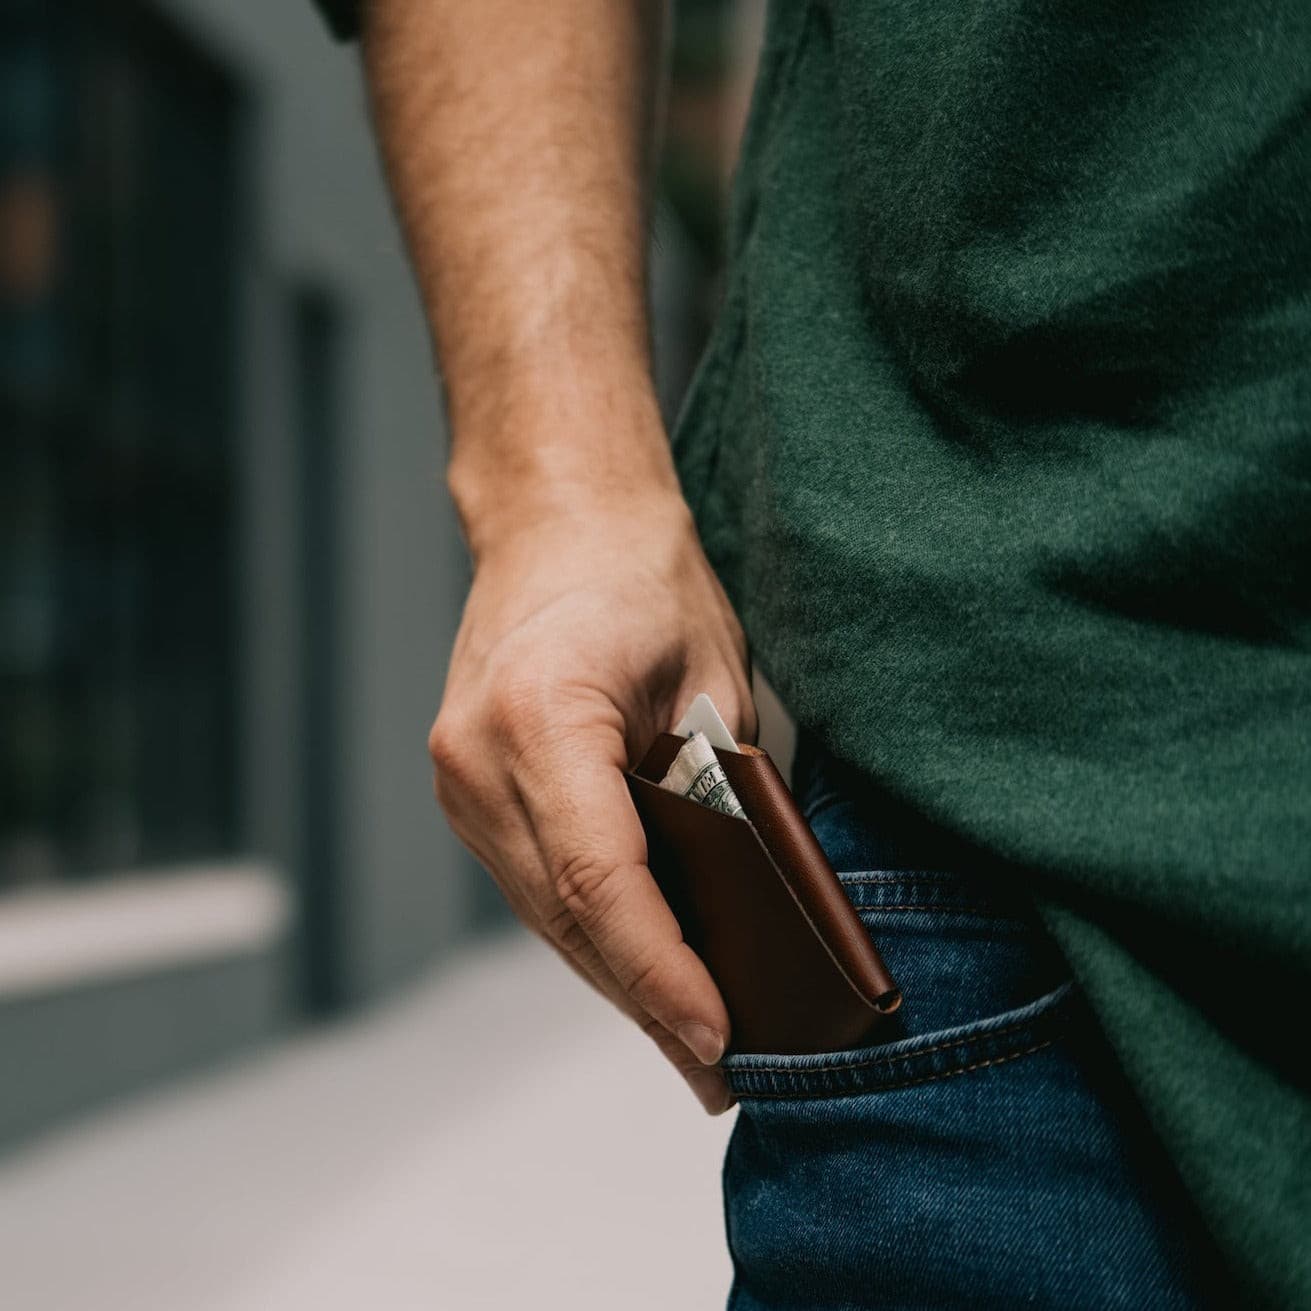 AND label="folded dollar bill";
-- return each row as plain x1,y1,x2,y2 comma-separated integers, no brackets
658,728,746,819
